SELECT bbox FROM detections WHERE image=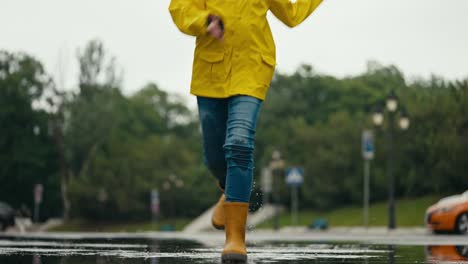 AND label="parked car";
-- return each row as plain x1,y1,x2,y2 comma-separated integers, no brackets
0,201,15,231
425,190,468,234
